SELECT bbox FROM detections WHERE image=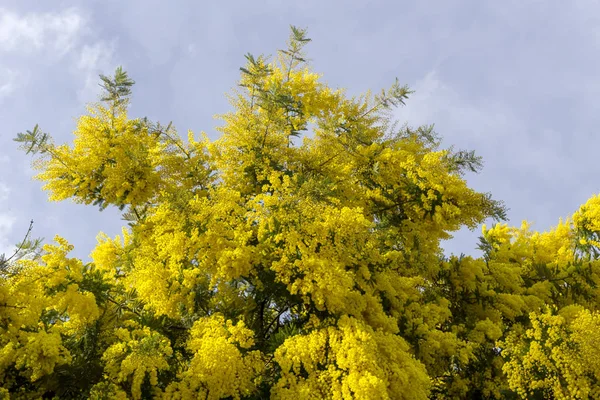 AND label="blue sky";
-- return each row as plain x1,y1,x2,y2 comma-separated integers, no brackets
1,0,599,261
